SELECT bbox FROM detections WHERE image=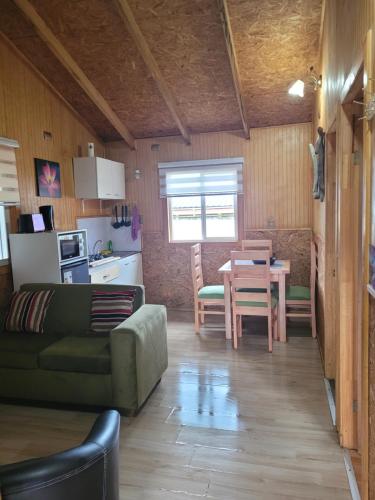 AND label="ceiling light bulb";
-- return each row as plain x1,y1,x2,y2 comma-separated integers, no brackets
288,80,305,98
